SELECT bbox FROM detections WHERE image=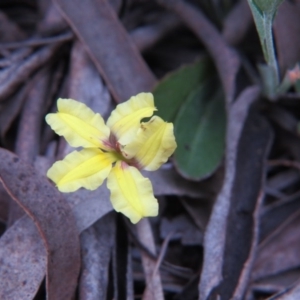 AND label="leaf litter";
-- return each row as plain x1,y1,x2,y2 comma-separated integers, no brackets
0,1,300,299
